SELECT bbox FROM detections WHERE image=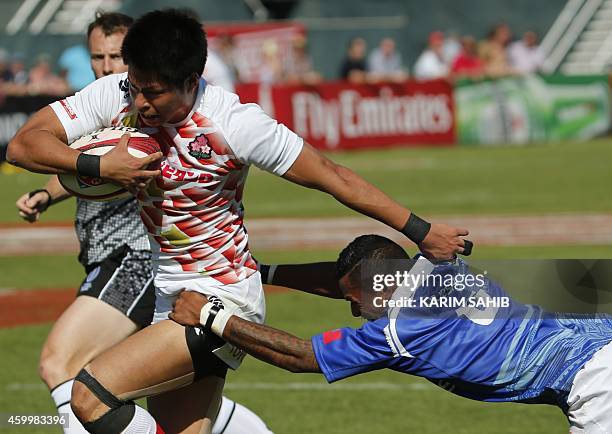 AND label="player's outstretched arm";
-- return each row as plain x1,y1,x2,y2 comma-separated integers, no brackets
261,261,343,299
170,291,321,374
282,143,470,259
223,315,320,374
